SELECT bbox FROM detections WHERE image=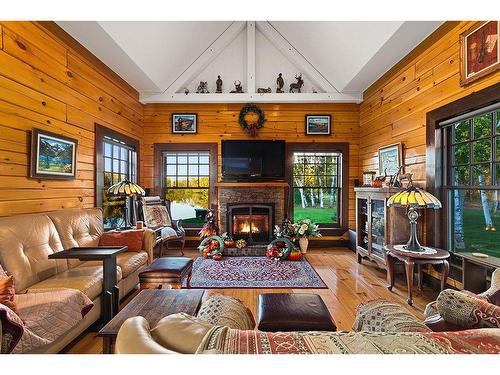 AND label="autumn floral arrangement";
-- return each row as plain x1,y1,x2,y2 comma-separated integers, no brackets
198,235,224,260
293,219,321,238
